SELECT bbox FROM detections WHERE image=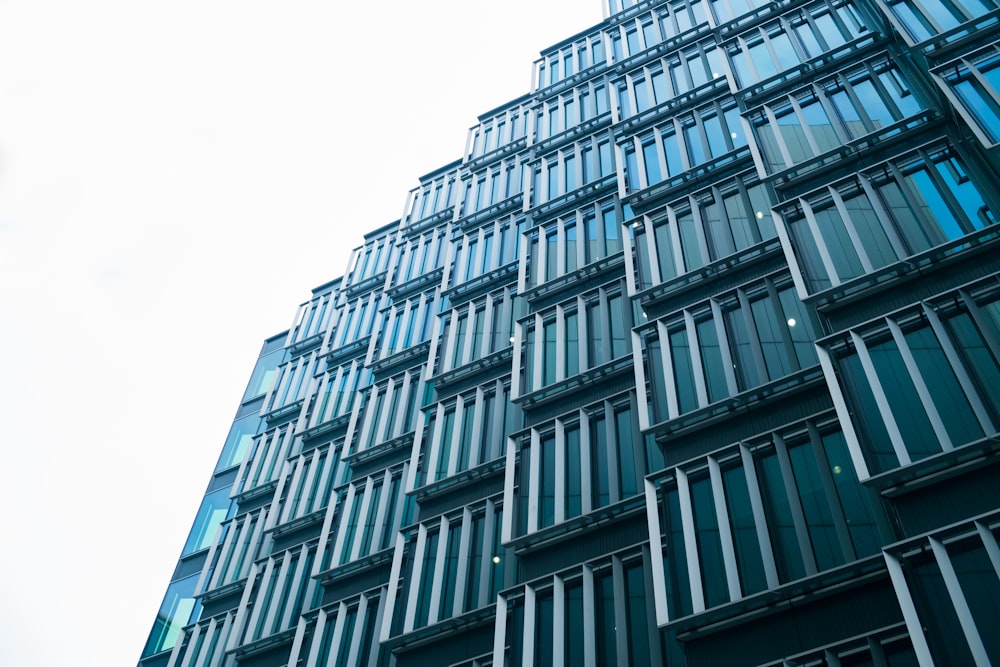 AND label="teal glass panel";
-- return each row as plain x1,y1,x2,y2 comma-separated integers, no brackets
934,156,992,230
663,486,694,616
625,145,641,190
778,287,819,368
751,295,795,380
905,326,983,445
565,582,585,665
685,121,707,166
539,434,556,528
595,571,617,665
663,130,683,176
142,574,201,657
759,452,806,581
670,328,699,413
844,190,898,270
788,443,841,570
591,414,610,507
535,593,554,665
839,354,897,472
625,563,651,665
439,526,462,619
821,430,880,557
691,476,729,606
465,515,485,611
655,219,679,282
949,539,1000,663
489,509,505,598
801,98,839,153
566,425,582,519
435,409,456,481
543,320,557,386
616,407,638,498
771,32,799,71
182,487,234,555
869,339,940,460
815,204,864,280
726,307,761,390
217,415,261,472
609,294,627,358
722,465,767,594
414,532,439,627
905,167,965,242
647,338,671,423
679,211,704,271
643,138,662,185
697,318,729,403
947,310,1000,420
